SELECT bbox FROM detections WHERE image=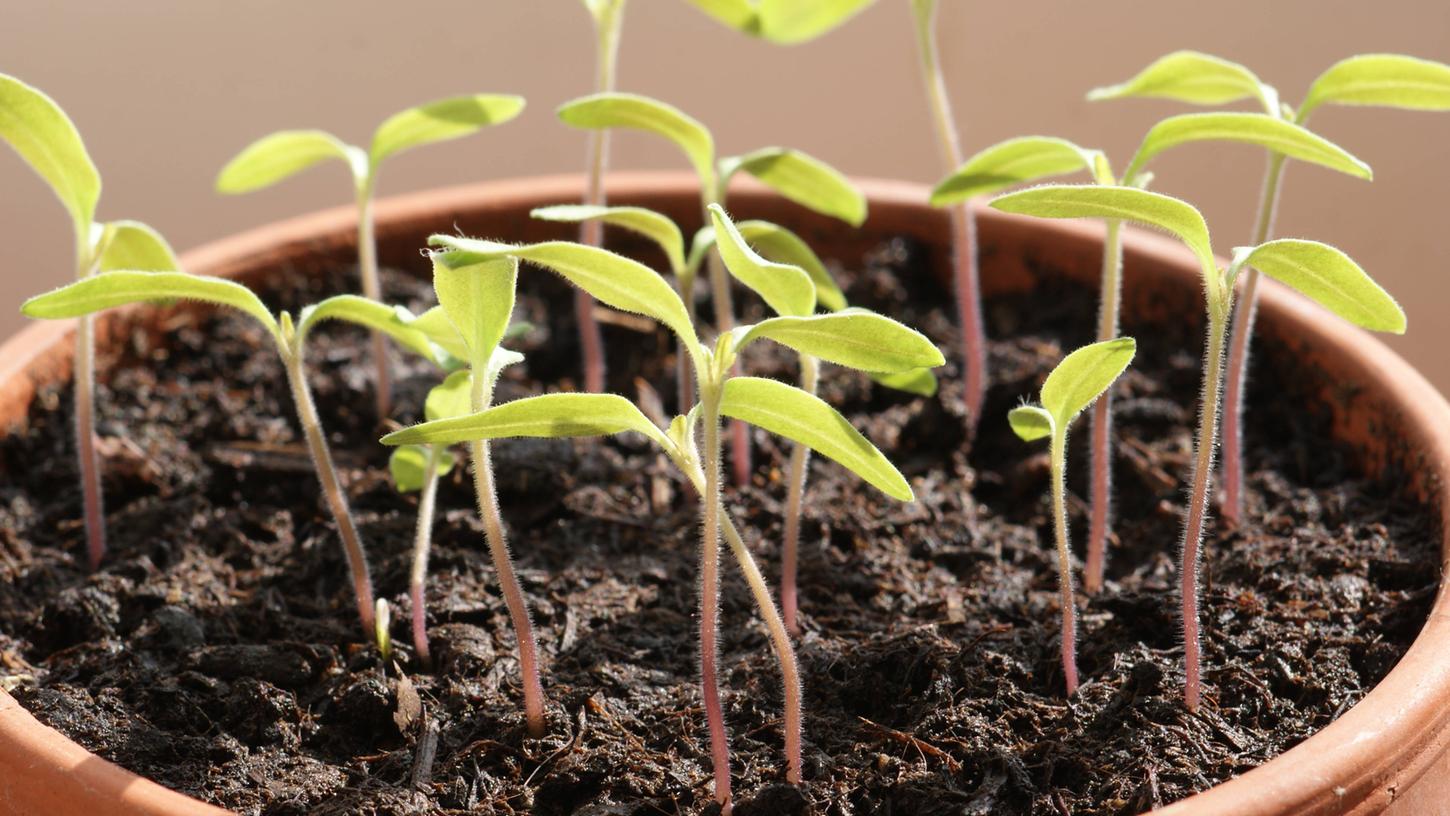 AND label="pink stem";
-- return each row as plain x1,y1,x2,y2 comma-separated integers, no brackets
699,392,732,808
1182,313,1230,712
75,314,106,570
576,204,607,394
950,204,986,430
409,446,443,665
1049,435,1079,695
1084,219,1124,593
